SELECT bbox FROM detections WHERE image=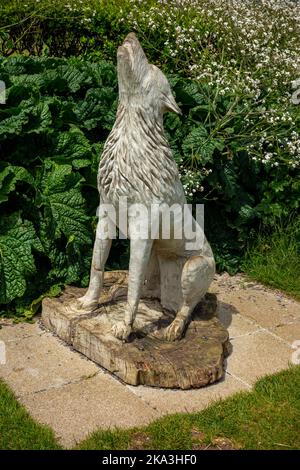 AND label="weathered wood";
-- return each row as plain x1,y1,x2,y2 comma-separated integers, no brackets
42,271,230,389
